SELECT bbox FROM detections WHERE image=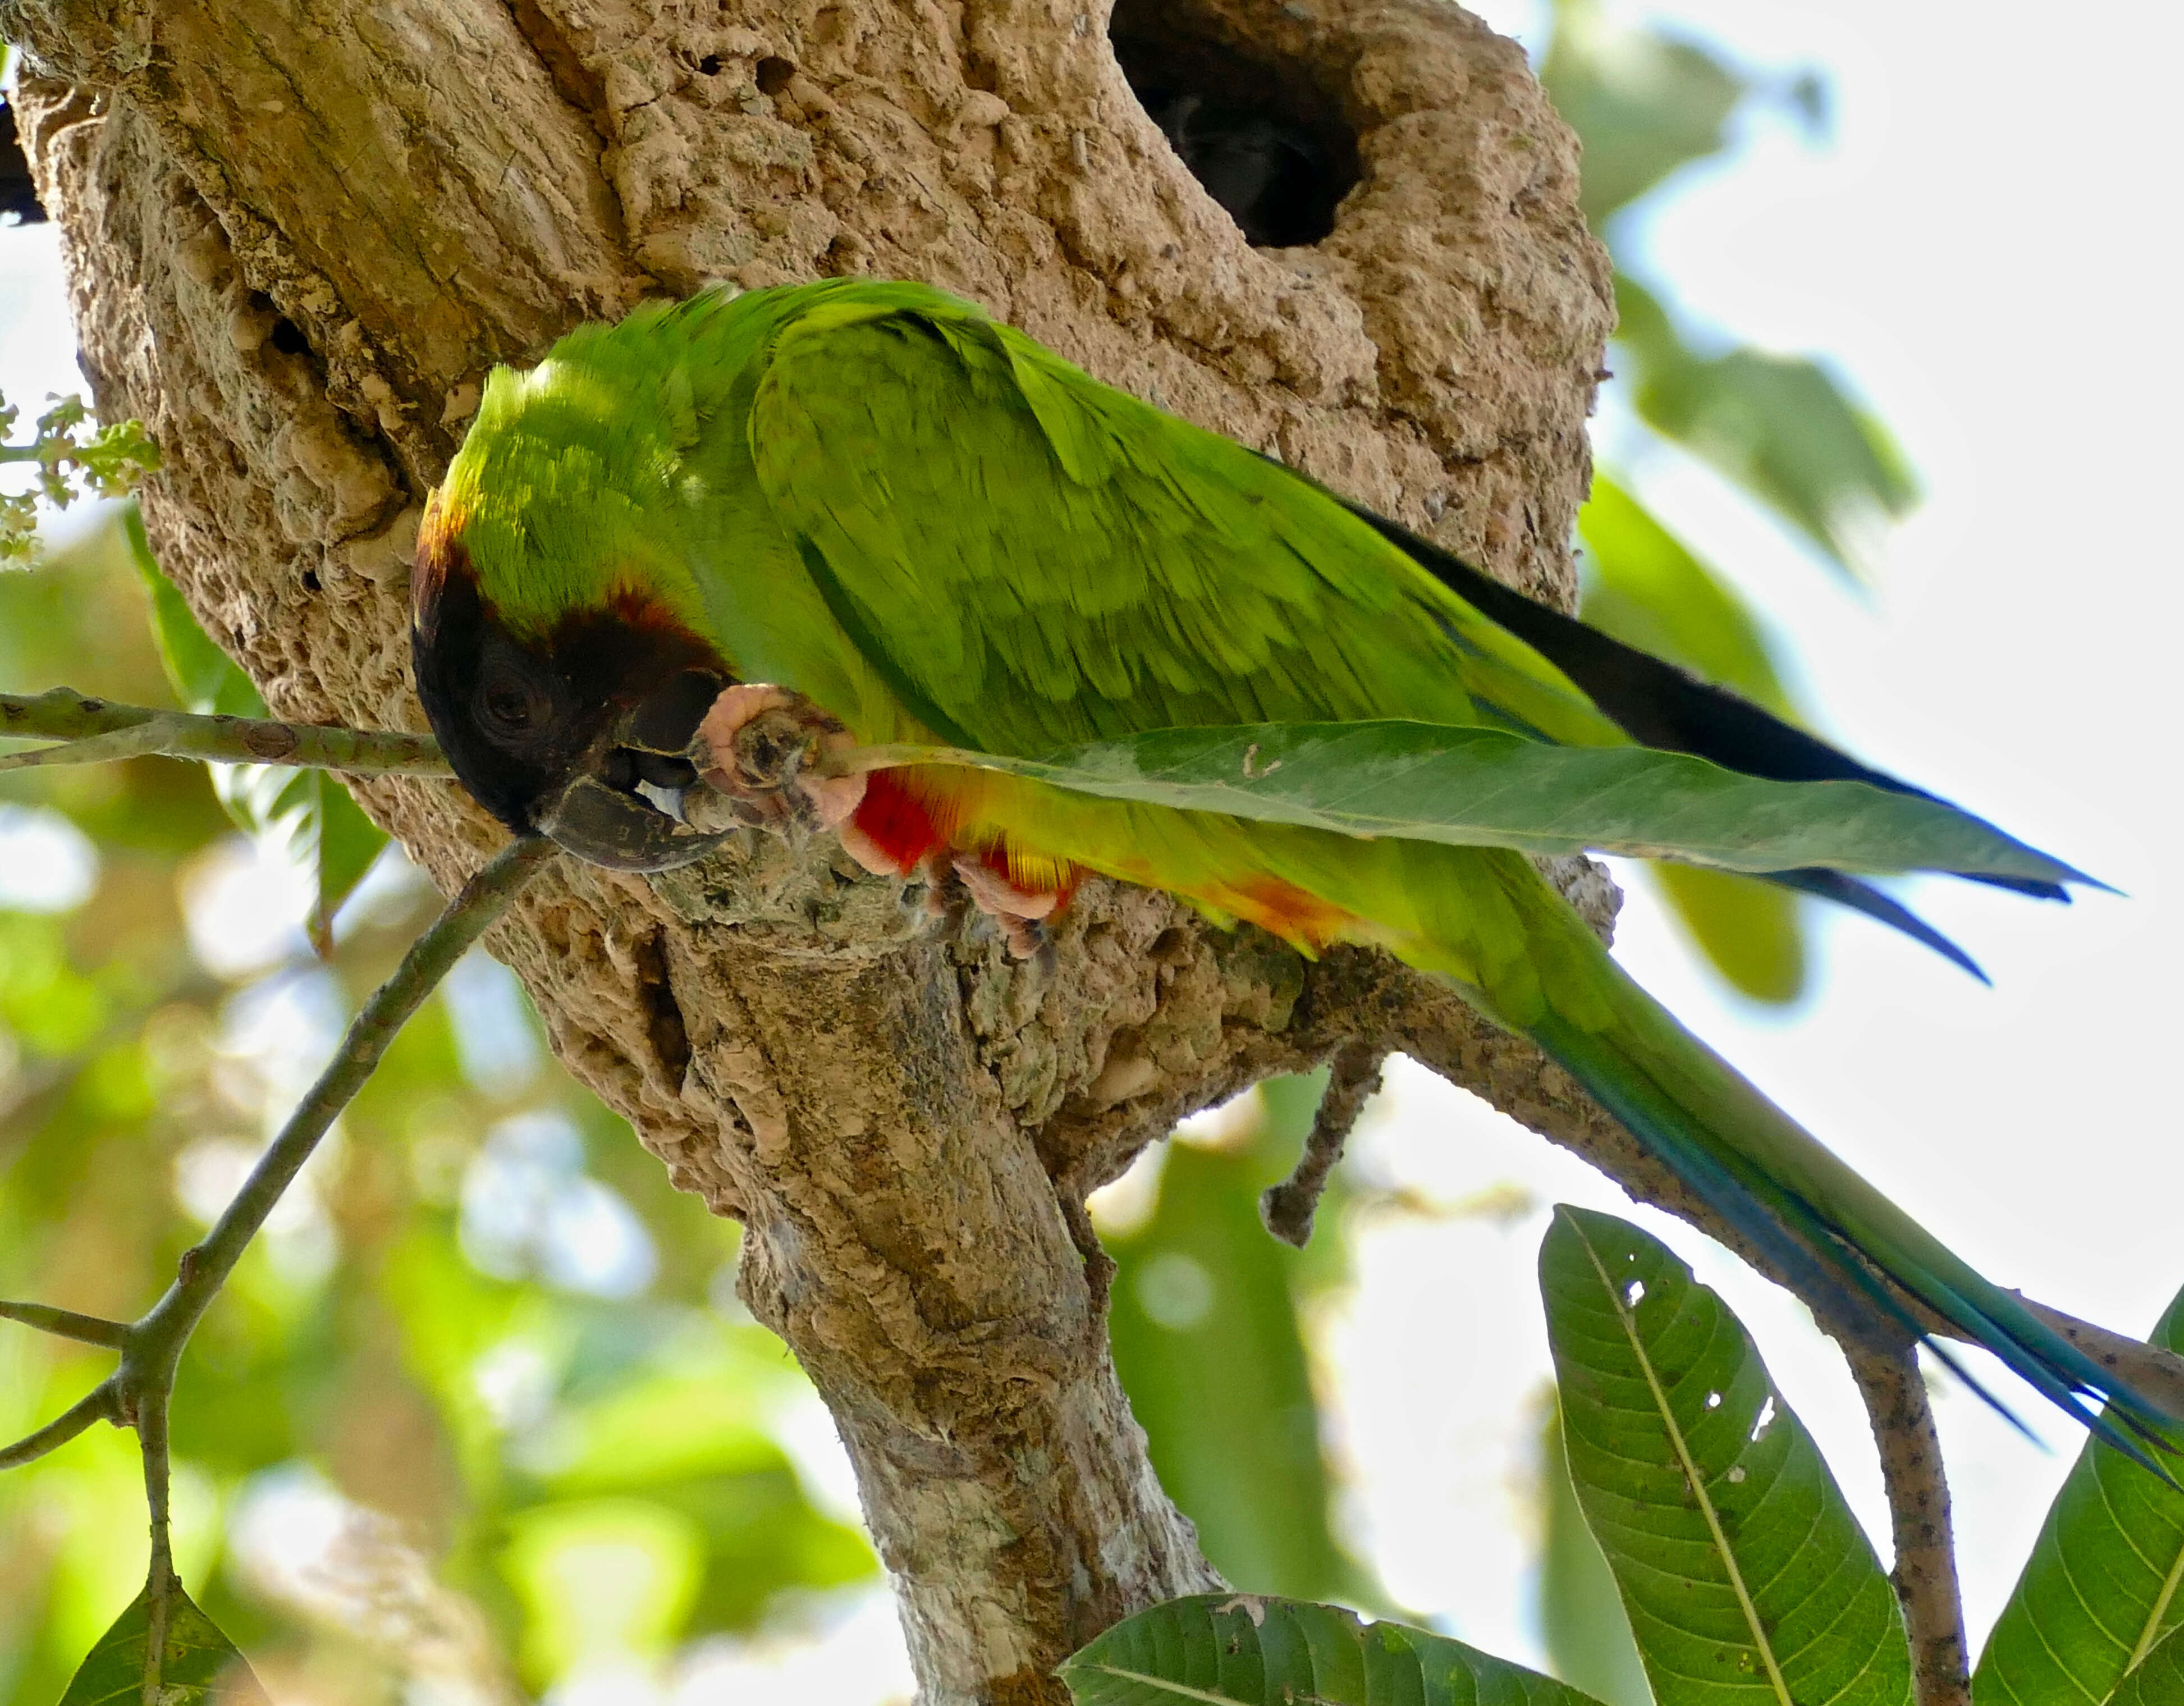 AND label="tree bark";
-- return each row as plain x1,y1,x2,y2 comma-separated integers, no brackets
2,1,1626,1698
